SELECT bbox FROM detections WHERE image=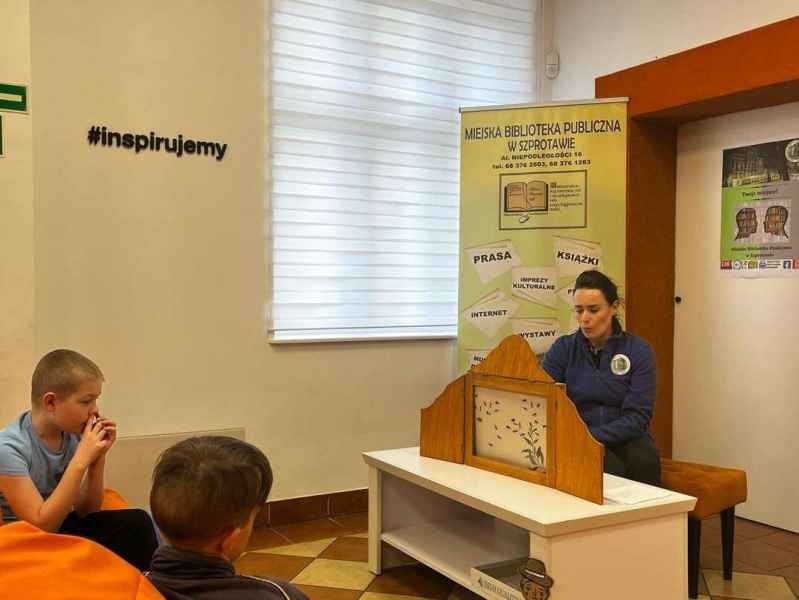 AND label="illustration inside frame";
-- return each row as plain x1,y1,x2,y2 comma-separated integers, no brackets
473,385,548,472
